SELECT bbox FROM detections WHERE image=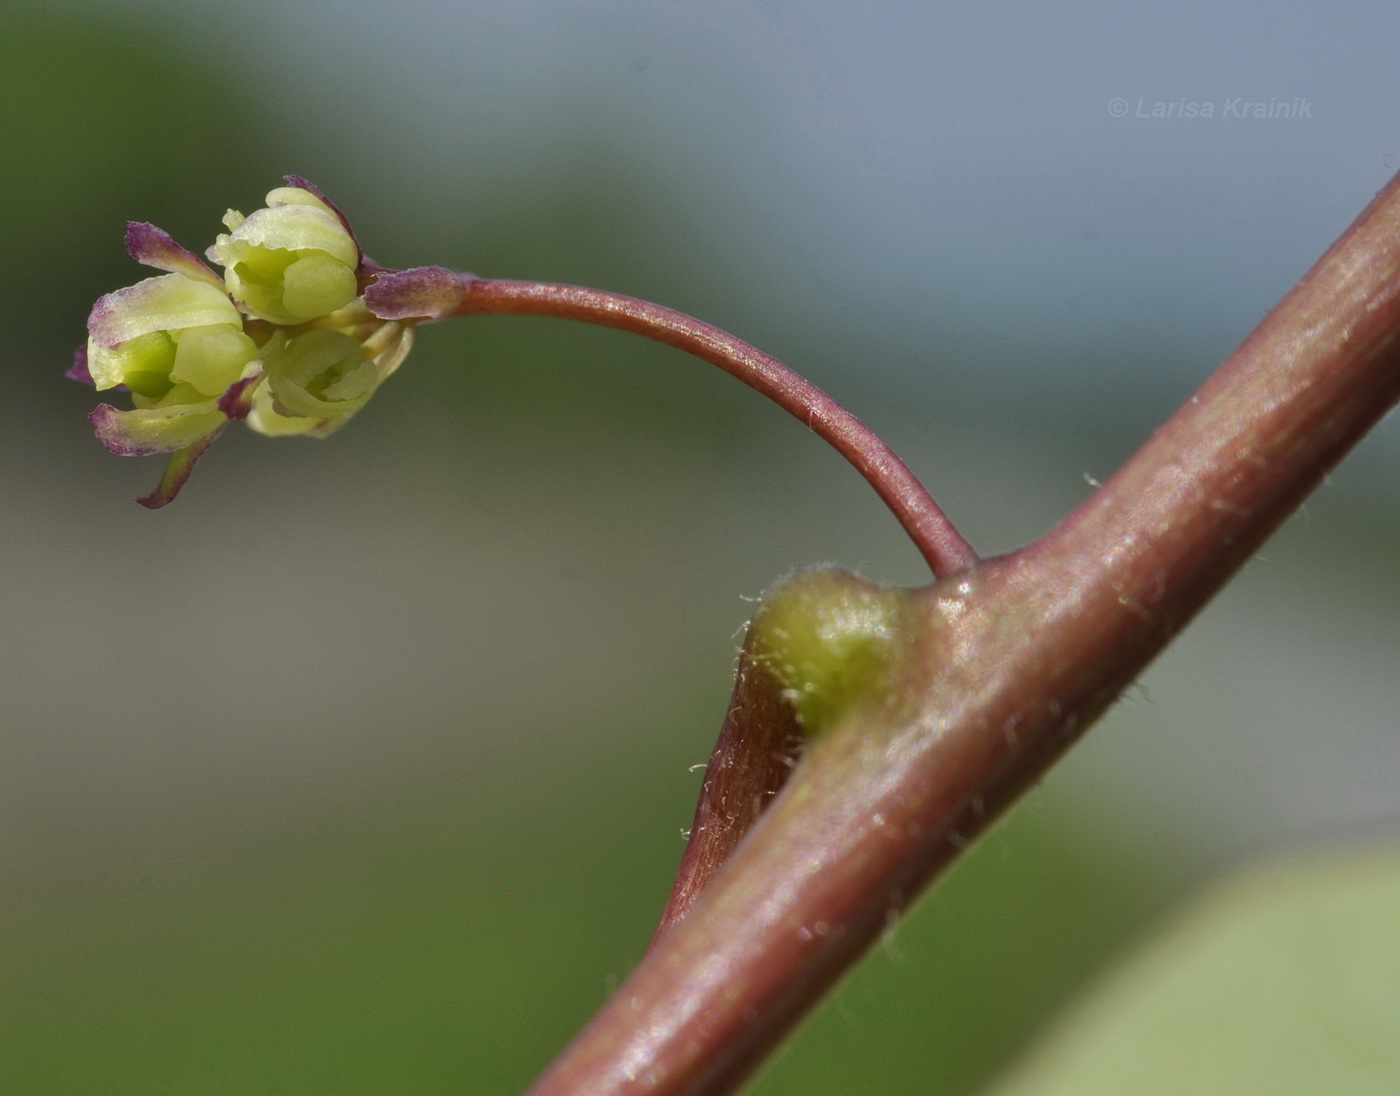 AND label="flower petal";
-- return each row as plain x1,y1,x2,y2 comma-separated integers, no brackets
222,201,359,268
124,223,225,288
262,328,377,421
168,323,259,397
363,266,462,321
205,185,361,324
137,429,227,509
89,401,226,456
245,383,326,436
